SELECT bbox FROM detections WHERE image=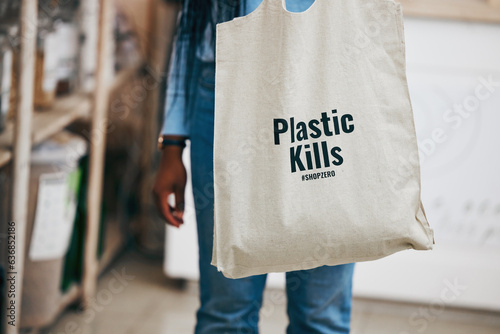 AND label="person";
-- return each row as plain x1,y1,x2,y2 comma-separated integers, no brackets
153,1,355,333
